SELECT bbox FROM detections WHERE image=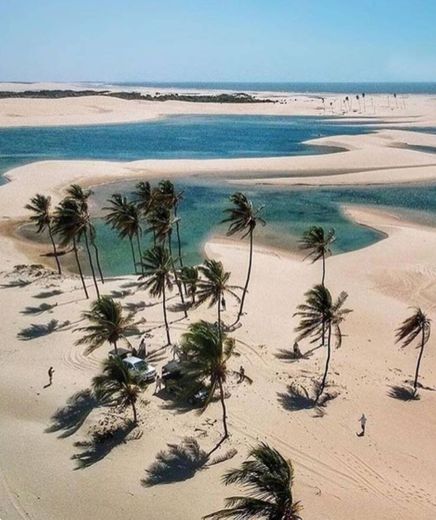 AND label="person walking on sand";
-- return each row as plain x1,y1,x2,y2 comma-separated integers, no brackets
138,336,147,358
48,366,54,386
154,373,162,394
238,365,245,383
358,413,367,437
